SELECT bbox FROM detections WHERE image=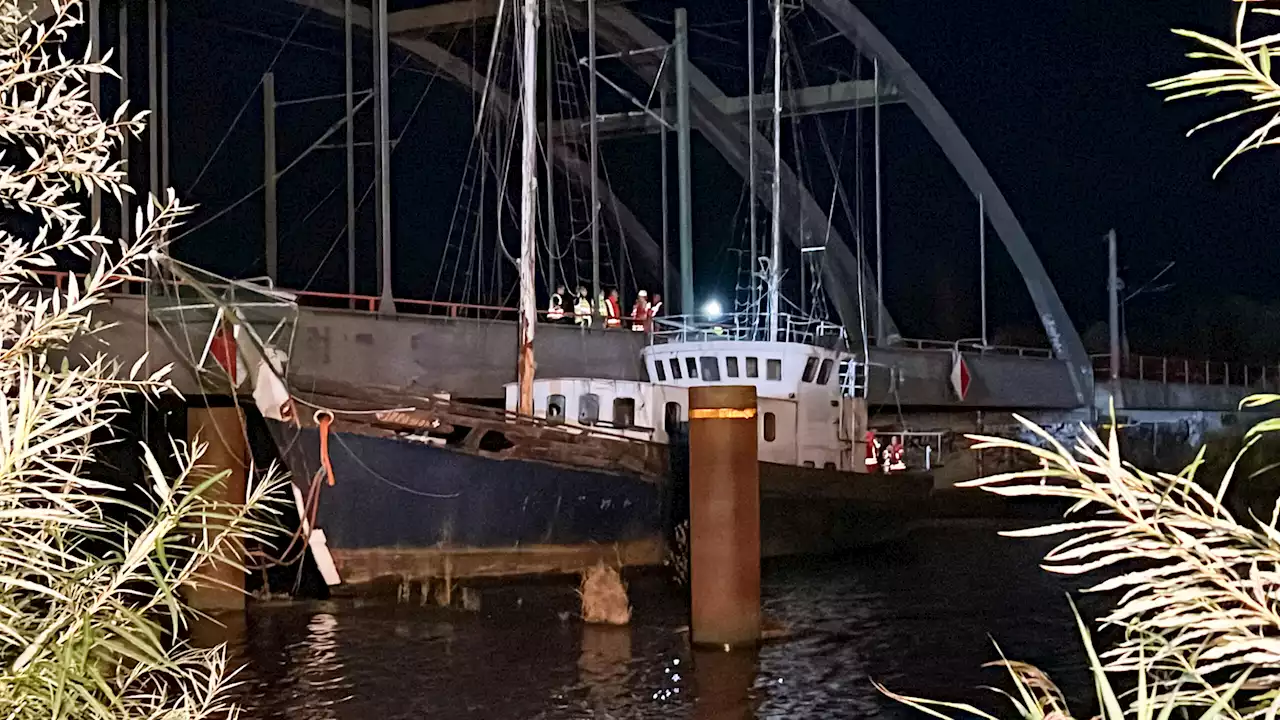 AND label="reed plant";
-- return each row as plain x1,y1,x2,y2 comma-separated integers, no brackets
0,1,283,717
886,408,1280,720
1151,0,1280,177
883,4,1280,716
